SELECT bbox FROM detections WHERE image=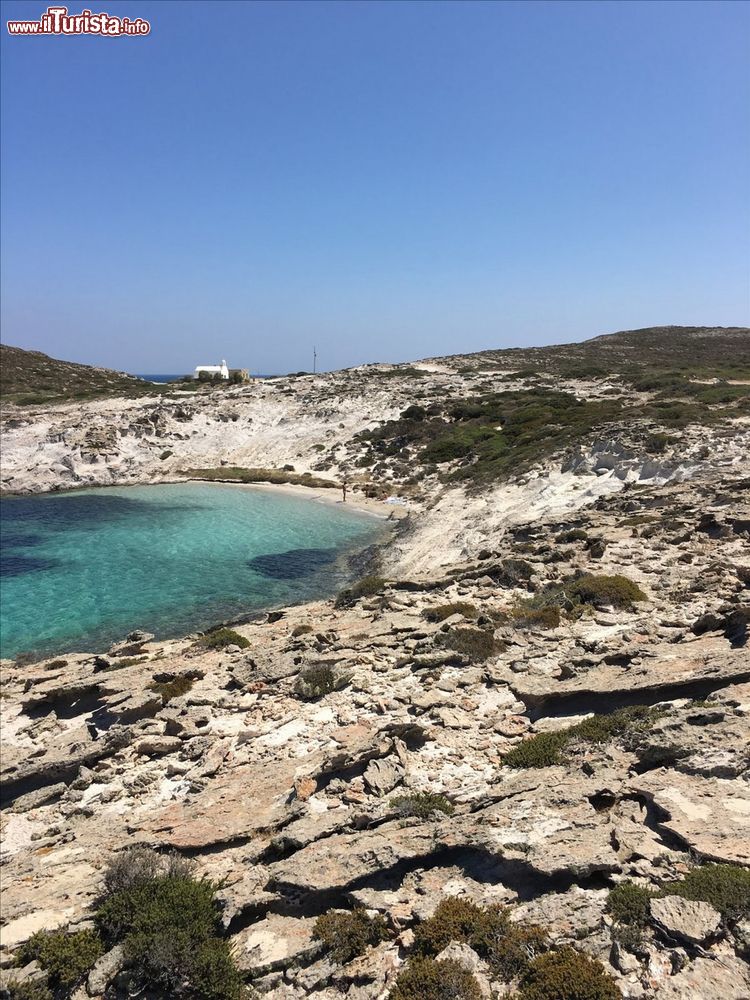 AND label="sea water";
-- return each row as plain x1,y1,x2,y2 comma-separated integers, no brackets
0,483,386,659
